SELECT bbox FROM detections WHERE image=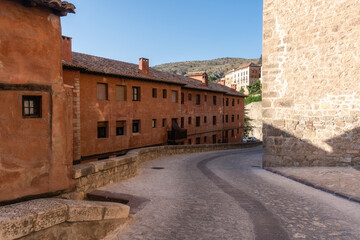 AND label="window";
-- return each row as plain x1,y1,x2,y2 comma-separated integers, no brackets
188,139,192,145
97,83,108,100
204,136,207,143
188,93,192,101
132,87,140,101
196,94,200,105
181,93,184,104
132,120,140,133
188,117,192,125
226,98,229,106
97,121,108,138
172,90,178,103
162,118,166,127
212,135,217,144
204,95,207,102
196,117,200,127
181,117,184,128
204,116,207,123
163,89,167,98
213,96,216,105
213,116,216,125
116,85,126,101
116,121,126,136
152,88,157,98
225,115,228,123
22,96,41,118
152,119,156,128
196,137,200,144
232,115,235,122
232,99,235,106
